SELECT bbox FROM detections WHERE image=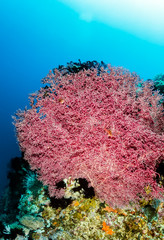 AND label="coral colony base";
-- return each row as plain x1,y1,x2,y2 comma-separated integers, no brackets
0,61,164,239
